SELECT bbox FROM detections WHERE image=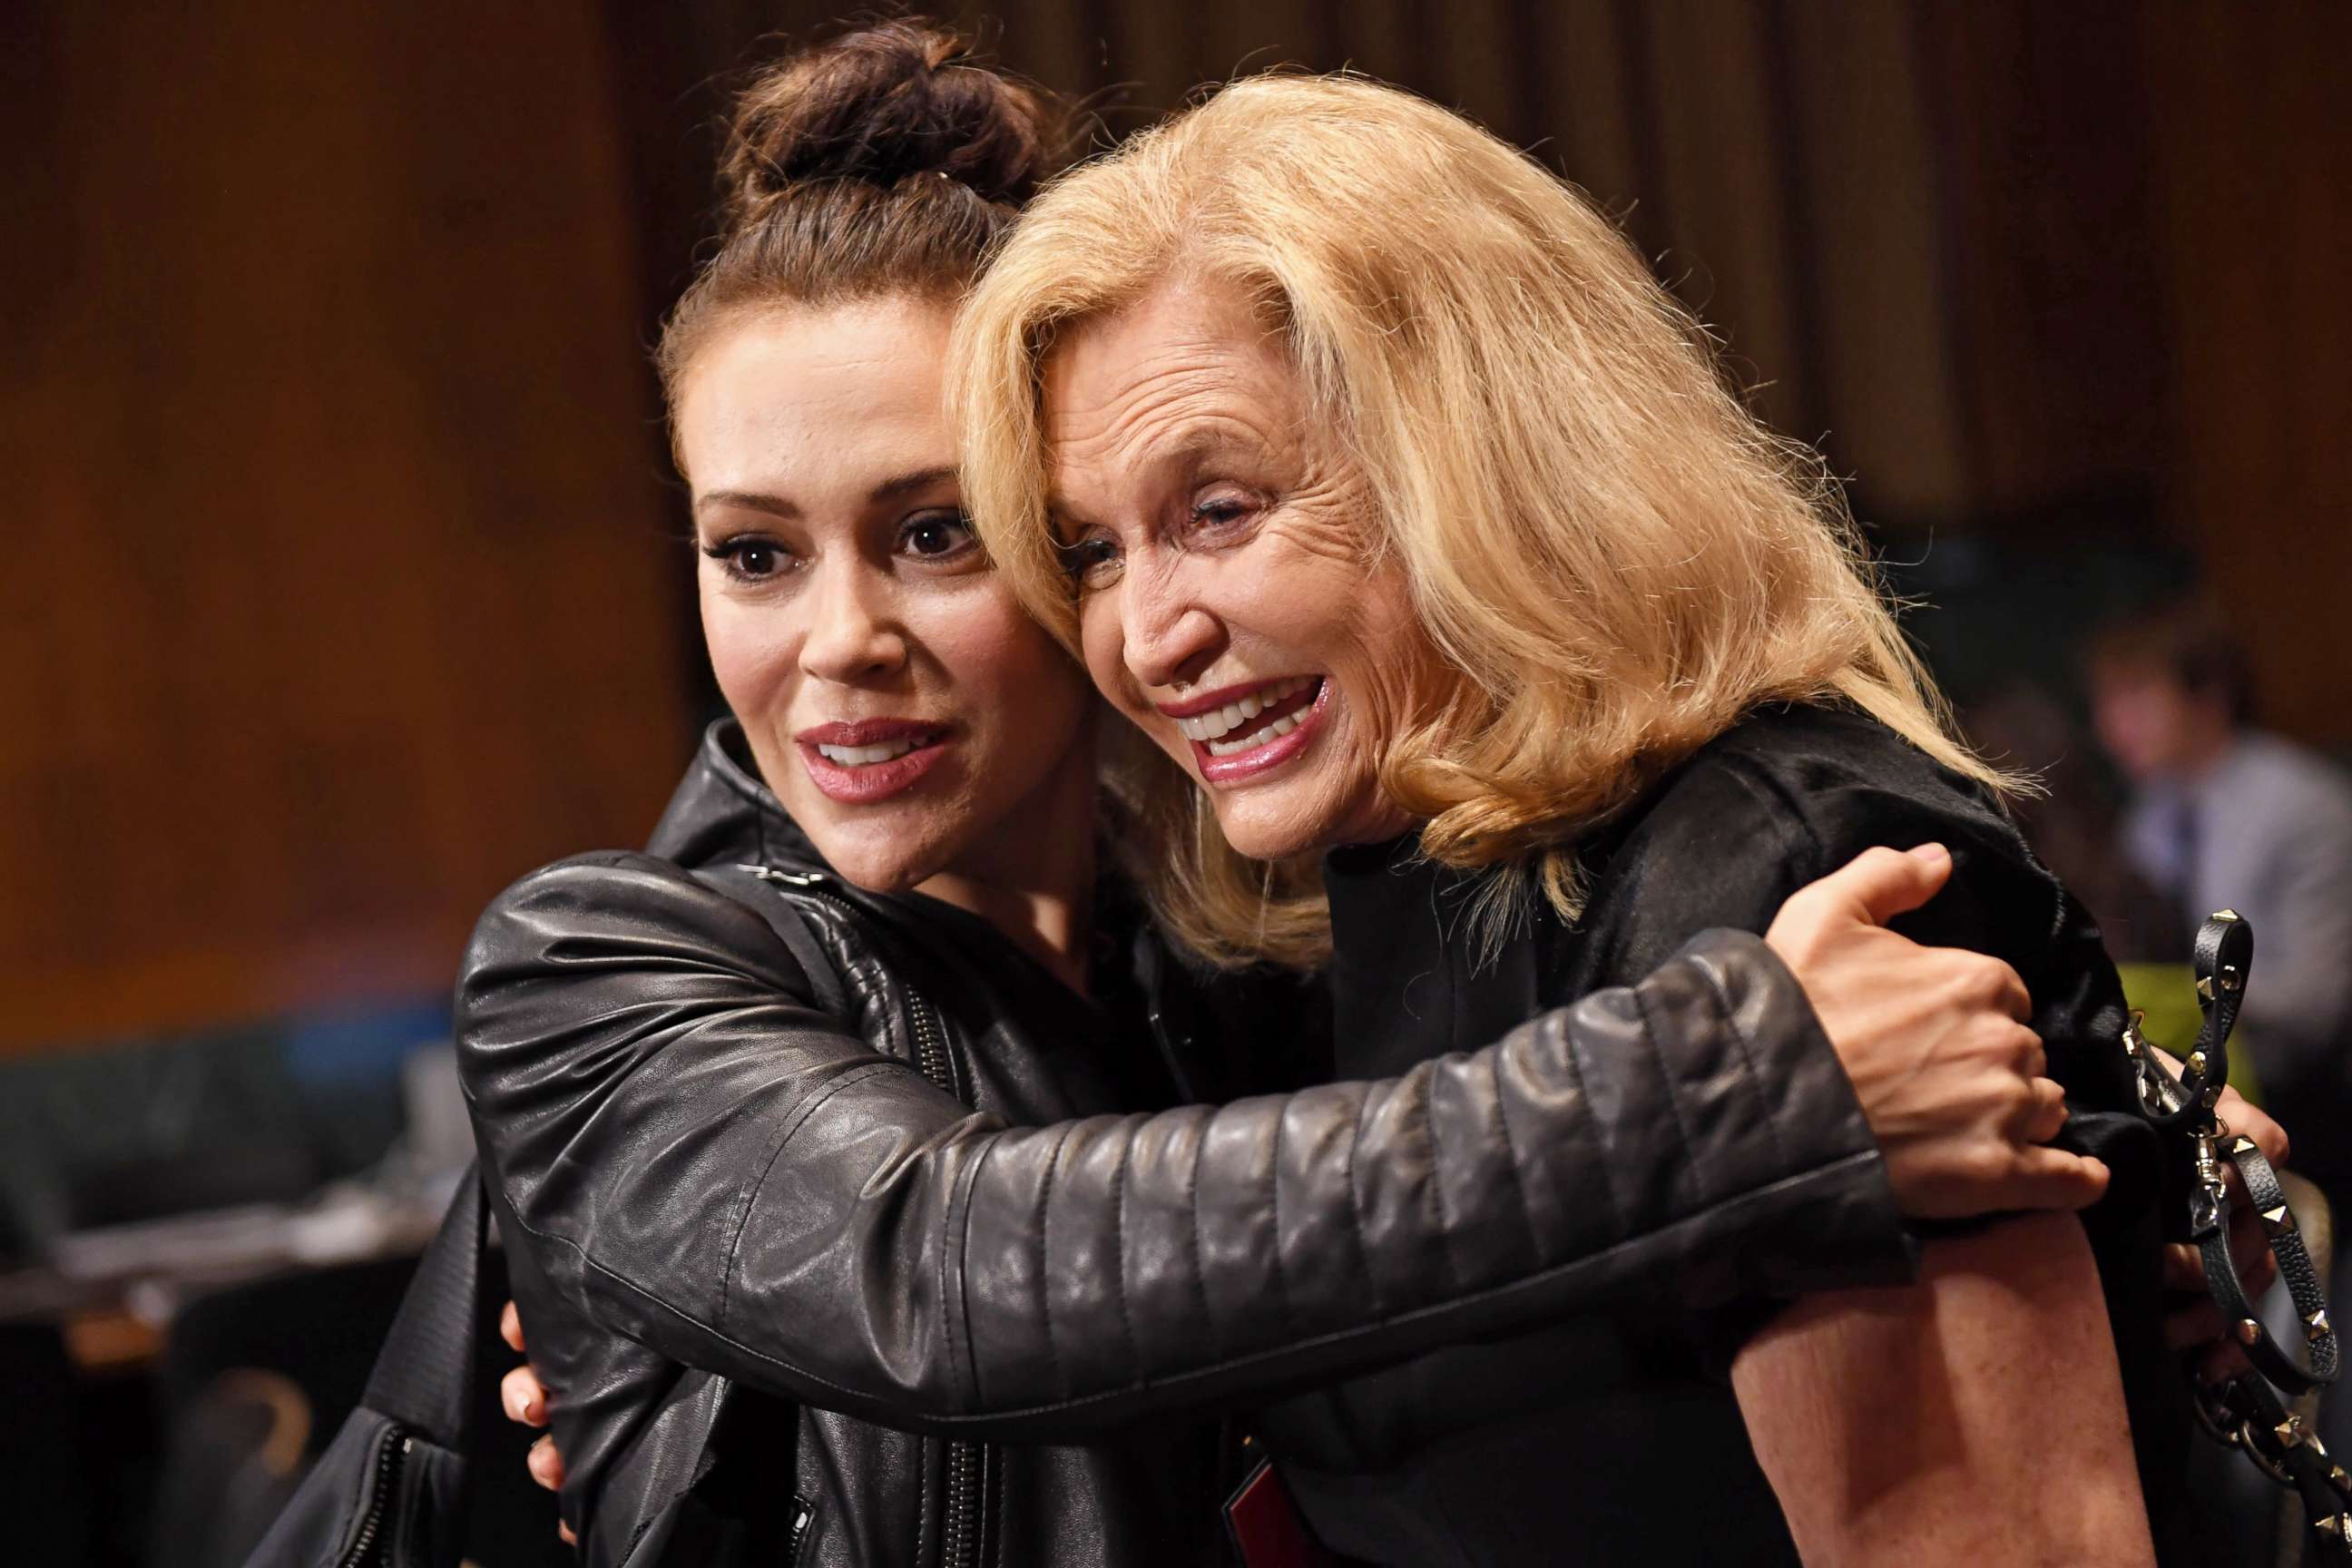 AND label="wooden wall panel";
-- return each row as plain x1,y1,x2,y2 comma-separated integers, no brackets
16,0,2349,1057
2,2,691,1052
1910,1,2172,516
1775,1,1970,518
2144,7,2352,747
1638,0,1811,438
